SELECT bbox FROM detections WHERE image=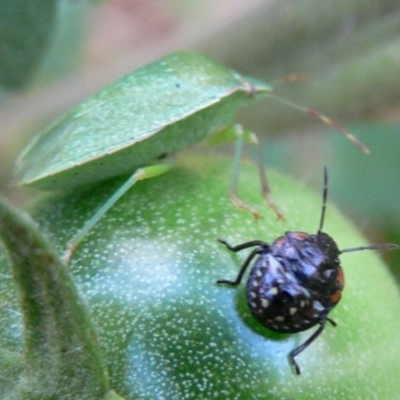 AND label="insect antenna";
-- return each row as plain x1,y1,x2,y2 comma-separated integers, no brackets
341,243,399,253
317,166,329,235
